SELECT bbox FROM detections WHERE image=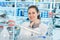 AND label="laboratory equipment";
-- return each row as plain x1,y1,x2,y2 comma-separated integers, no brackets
54,14,60,28
0,26,3,33
0,10,6,33
7,20,15,27
17,8,28,17
14,25,20,40
7,26,13,40
7,20,15,40
7,20,20,40
0,2,15,7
